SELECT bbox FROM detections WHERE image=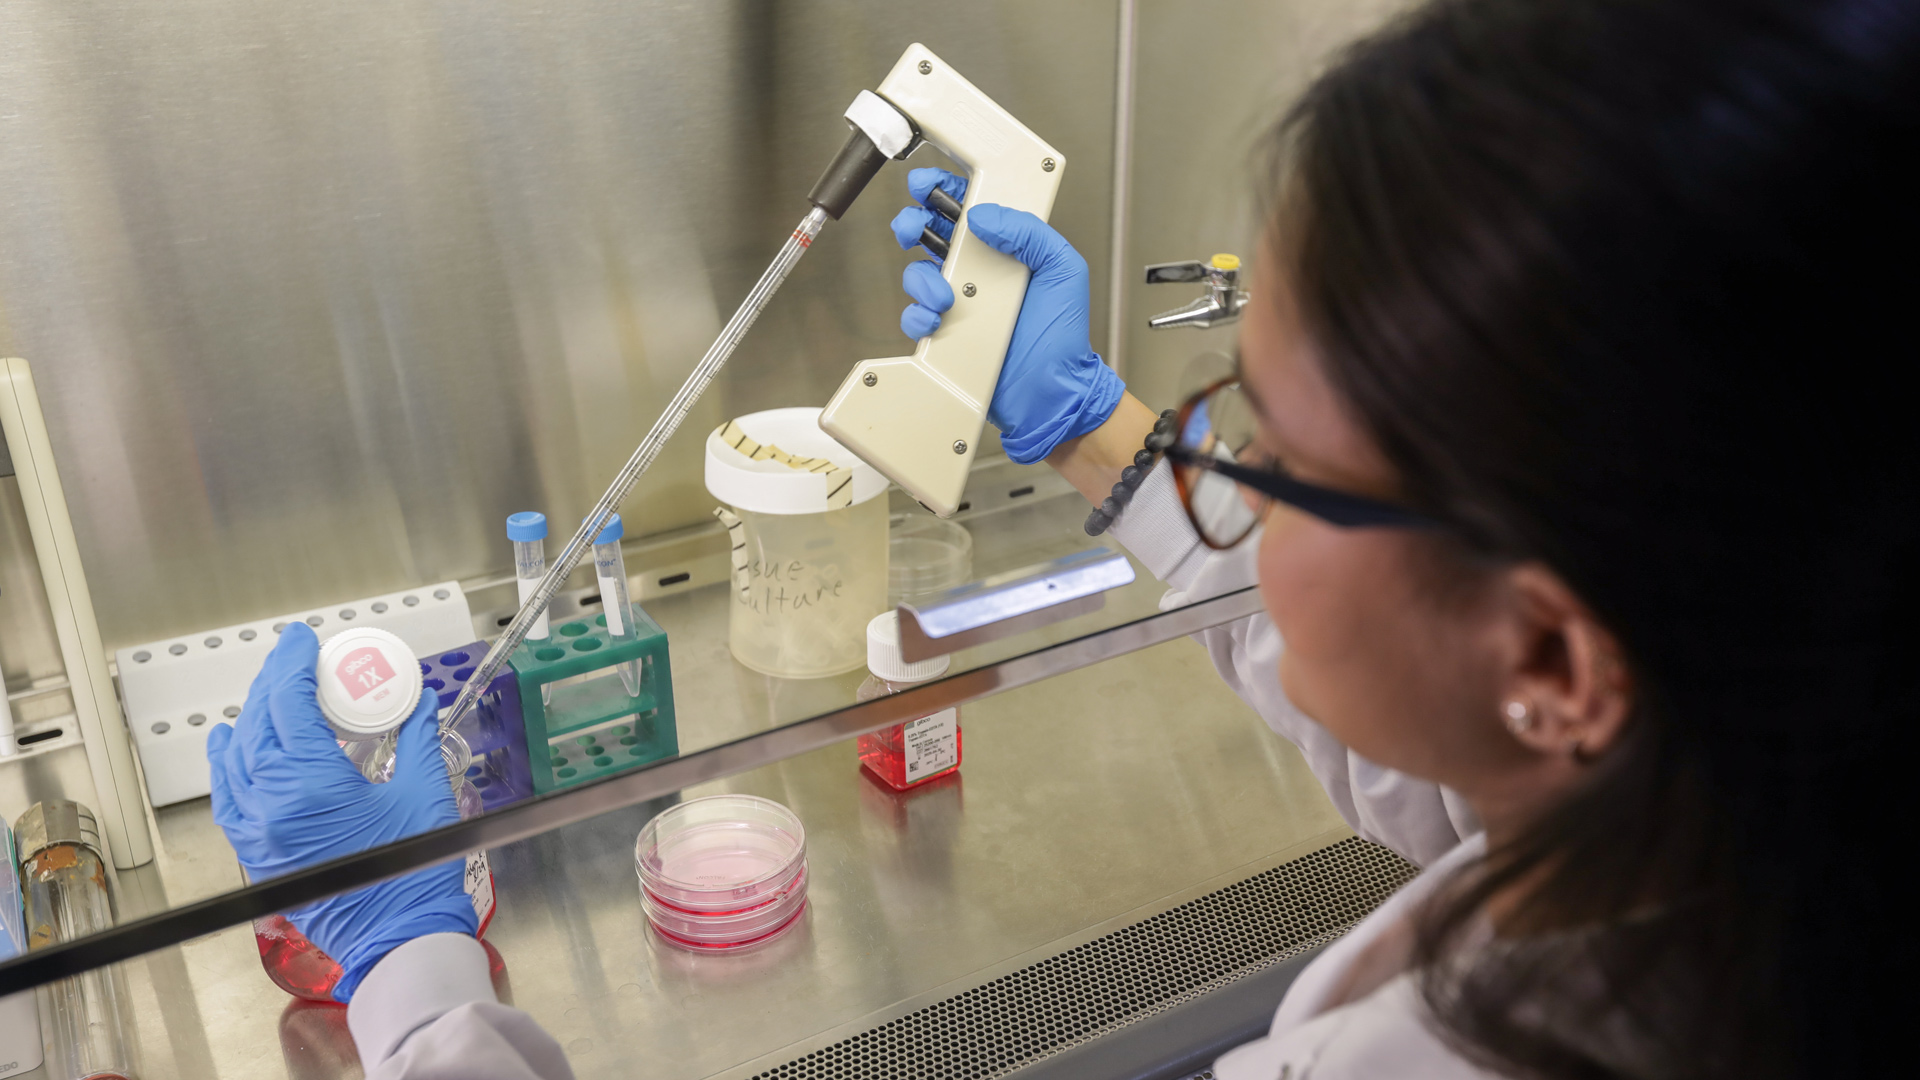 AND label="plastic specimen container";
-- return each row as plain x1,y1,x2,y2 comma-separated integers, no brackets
888,513,973,605
634,794,808,949
705,407,889,678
